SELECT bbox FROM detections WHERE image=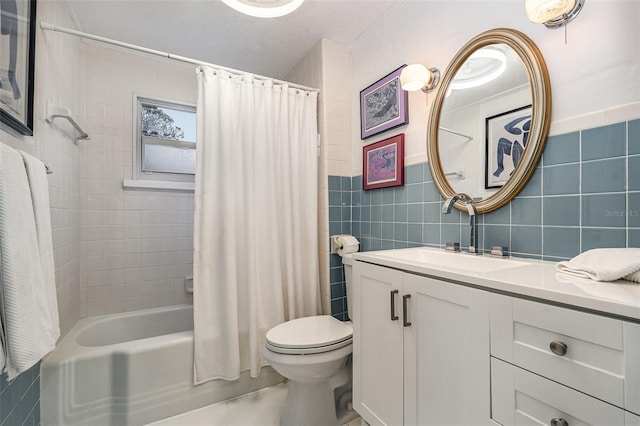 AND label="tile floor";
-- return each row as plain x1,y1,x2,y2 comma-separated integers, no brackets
148,383,362,426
